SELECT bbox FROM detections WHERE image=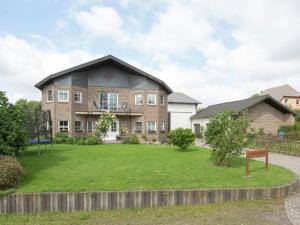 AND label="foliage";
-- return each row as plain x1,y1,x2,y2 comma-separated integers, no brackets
119,124,128,136
278,124,300,134
168,128,195,151
122,137,131,144
94,112,116,142
129,134,139,144
54,132,69,144
75,137,86,145
249,127,265,136
294,110,300,124
205,110,250,166
86,135,98,145
0,156,24,189
0,91,27,156
141,134,147,141
66,137,76,144
152,138,157,142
